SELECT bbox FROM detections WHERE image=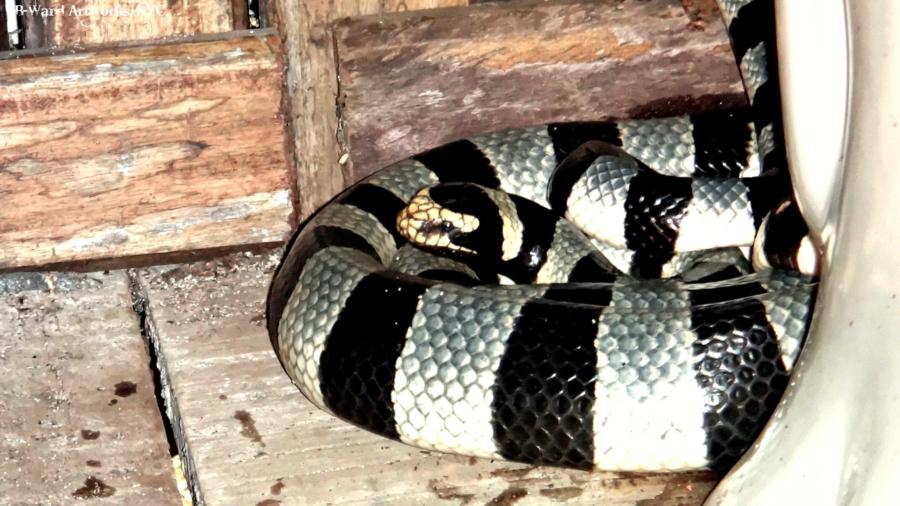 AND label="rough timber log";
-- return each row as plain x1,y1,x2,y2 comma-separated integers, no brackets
333,0,745,184
0,32,292,270
266,0,470,219
13,0,239,49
